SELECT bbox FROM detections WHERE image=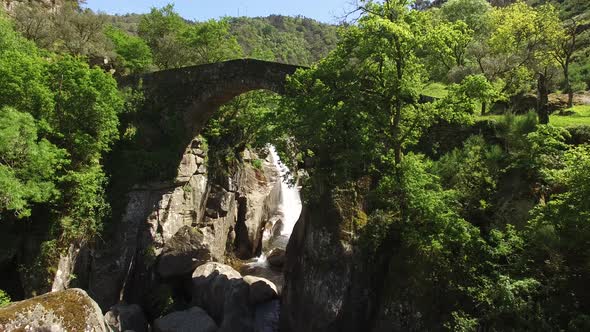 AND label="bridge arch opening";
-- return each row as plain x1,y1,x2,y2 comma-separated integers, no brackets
98,59,305,313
